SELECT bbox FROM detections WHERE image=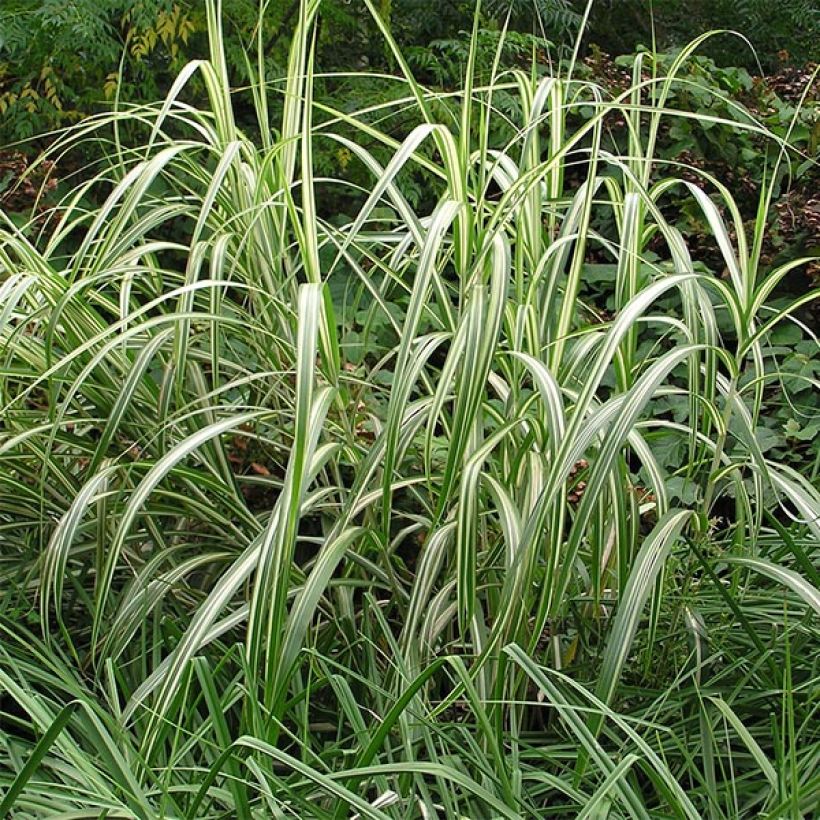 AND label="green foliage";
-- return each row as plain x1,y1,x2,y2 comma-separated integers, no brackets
484,0,581,34
582,0,820,70
2,0,816,145
0,0,174,138
0,1,818,817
